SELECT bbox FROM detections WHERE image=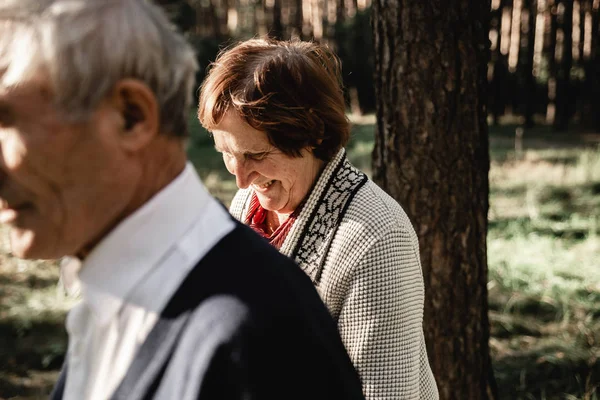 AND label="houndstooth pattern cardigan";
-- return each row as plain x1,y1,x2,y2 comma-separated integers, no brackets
229,149,439,400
